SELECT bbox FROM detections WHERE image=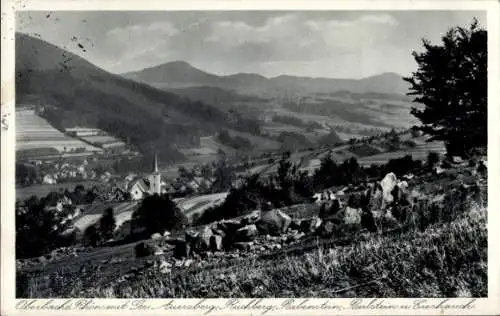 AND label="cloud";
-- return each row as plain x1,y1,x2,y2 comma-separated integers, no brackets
16,11,486,78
